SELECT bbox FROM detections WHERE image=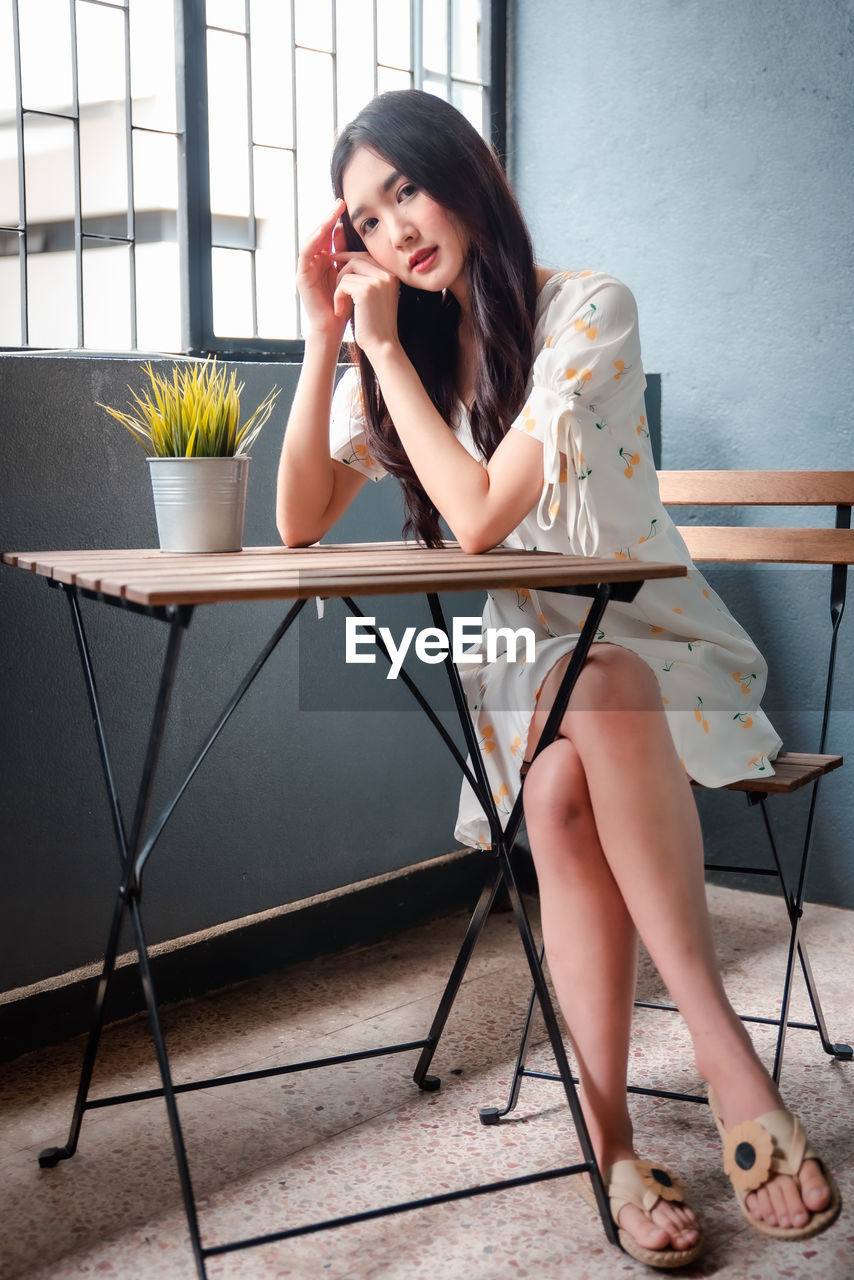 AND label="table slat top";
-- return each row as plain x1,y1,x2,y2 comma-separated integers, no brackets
2,544,686,605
